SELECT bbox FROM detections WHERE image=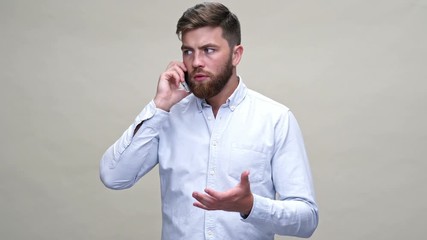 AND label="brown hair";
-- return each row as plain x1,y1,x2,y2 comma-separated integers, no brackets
176,2,241,47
